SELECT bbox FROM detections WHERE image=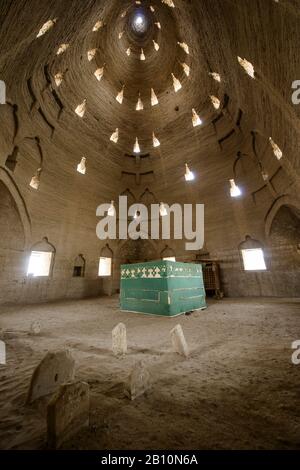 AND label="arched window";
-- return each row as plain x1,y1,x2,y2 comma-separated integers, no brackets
27,237,55,277
239,236,267,272
73,254,85,277
98,244,113,277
